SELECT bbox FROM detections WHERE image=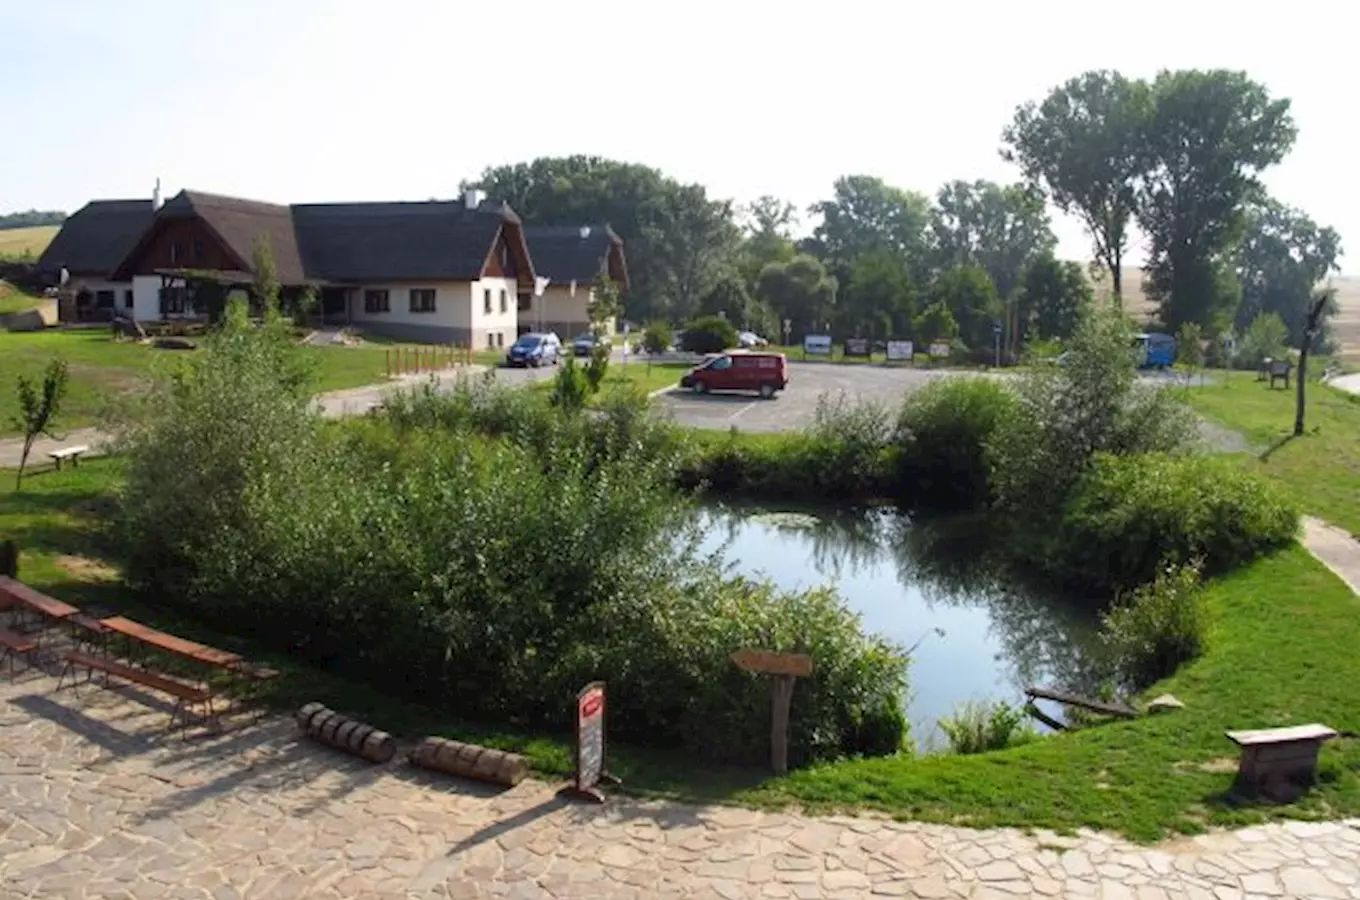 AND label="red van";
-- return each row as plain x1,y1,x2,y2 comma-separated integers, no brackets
679,351,789,398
